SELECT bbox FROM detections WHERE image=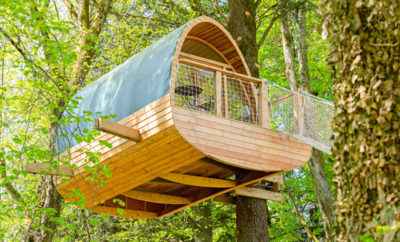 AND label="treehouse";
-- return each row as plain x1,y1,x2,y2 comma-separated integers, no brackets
54,17,312,219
